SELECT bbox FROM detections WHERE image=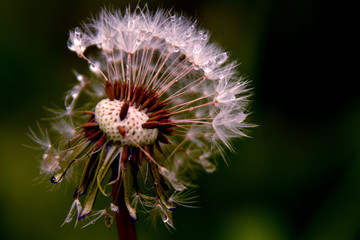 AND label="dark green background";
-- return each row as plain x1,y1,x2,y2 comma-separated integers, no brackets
0,0,358,239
